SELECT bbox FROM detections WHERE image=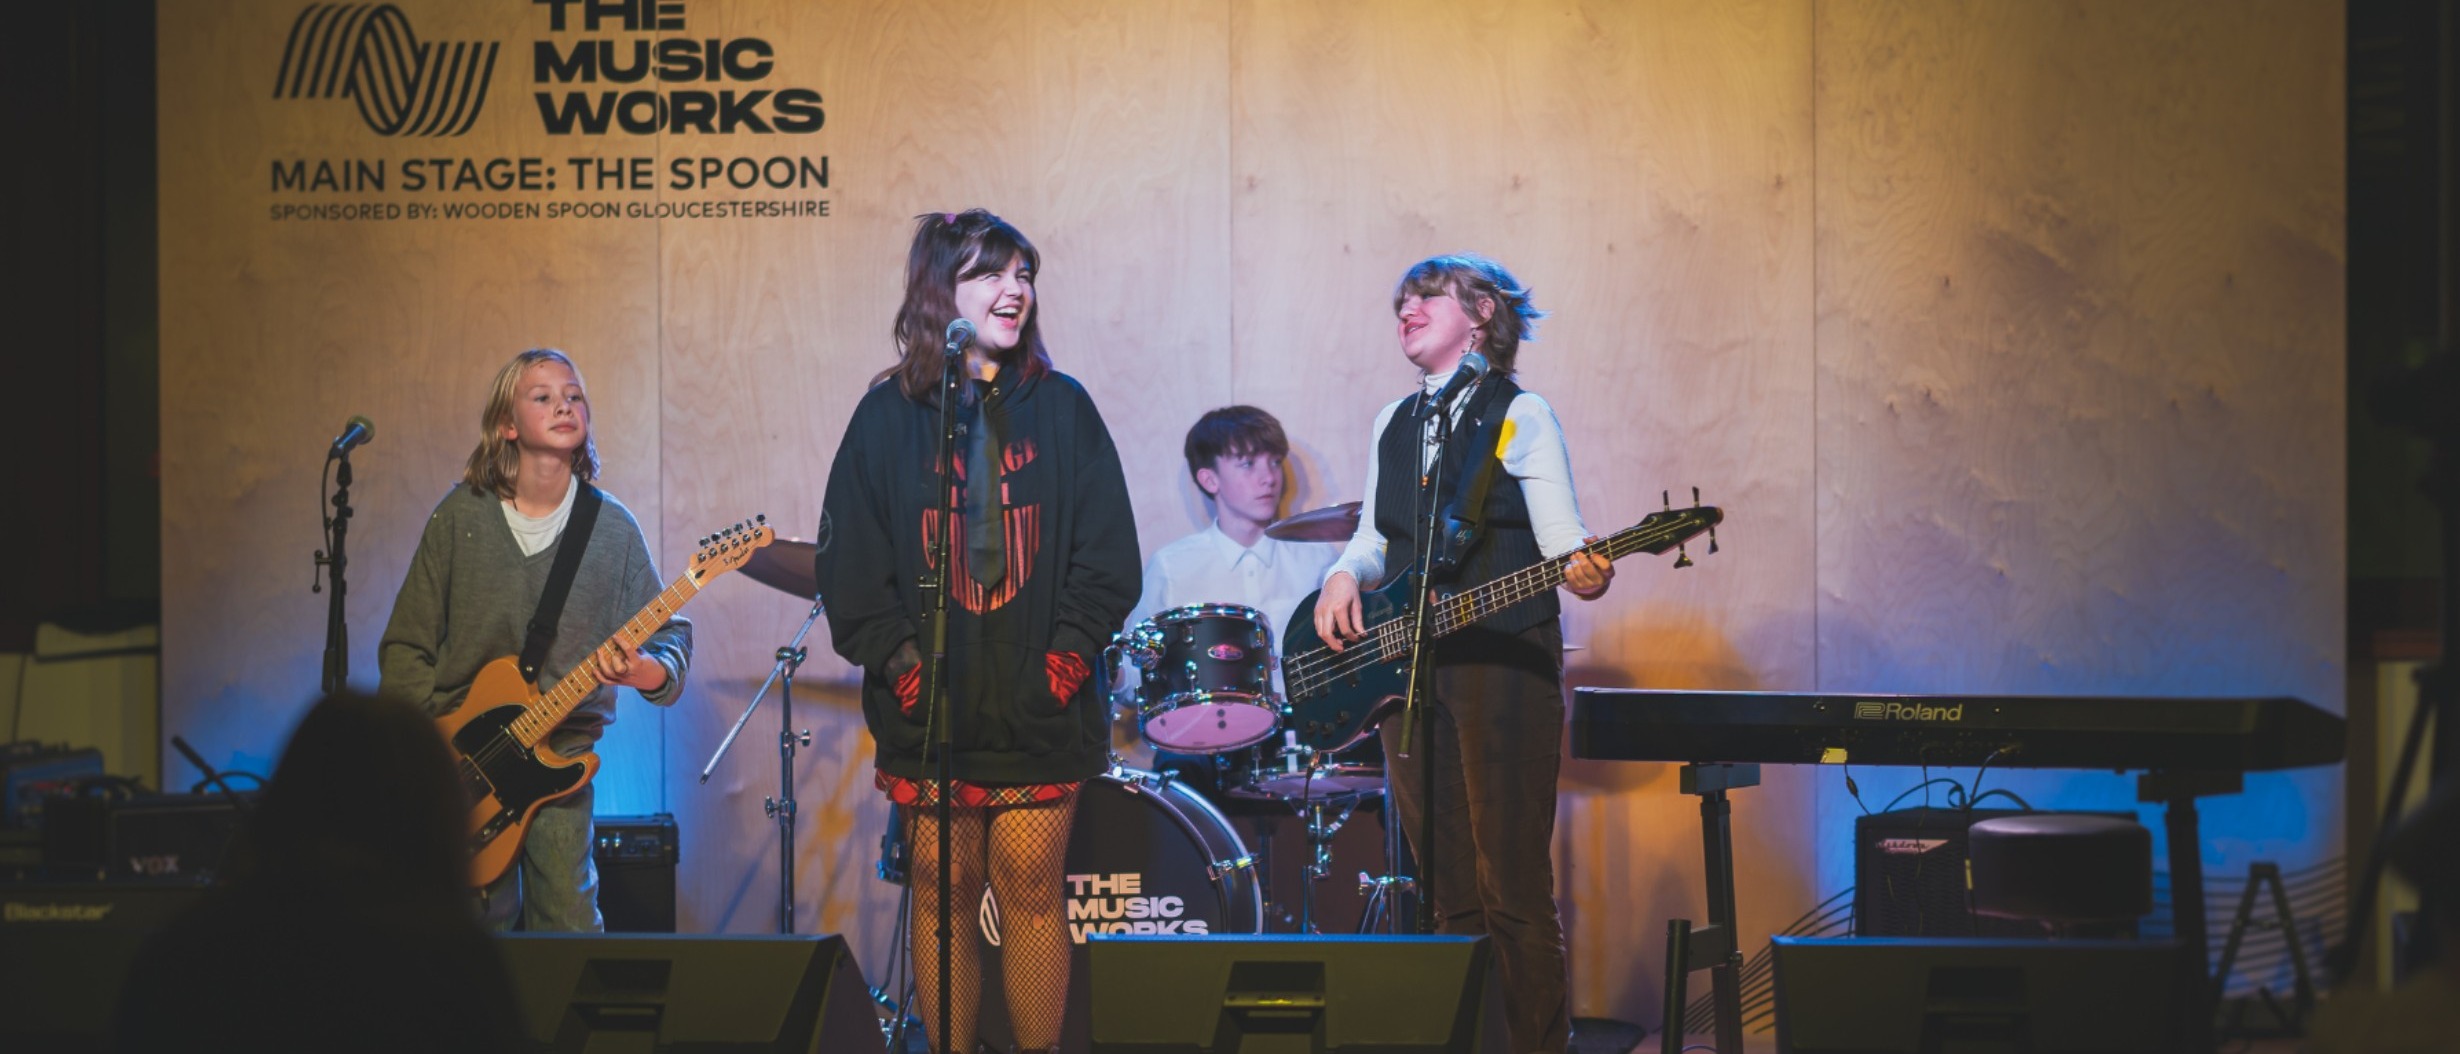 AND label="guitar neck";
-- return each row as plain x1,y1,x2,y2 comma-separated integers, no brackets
1427,518,1673,637
511,571,701,748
